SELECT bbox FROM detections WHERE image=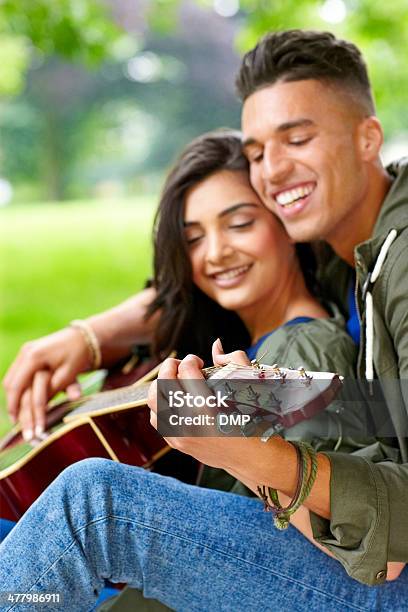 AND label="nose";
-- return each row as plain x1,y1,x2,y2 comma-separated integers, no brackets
262,140,294,183
205,230,234,264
